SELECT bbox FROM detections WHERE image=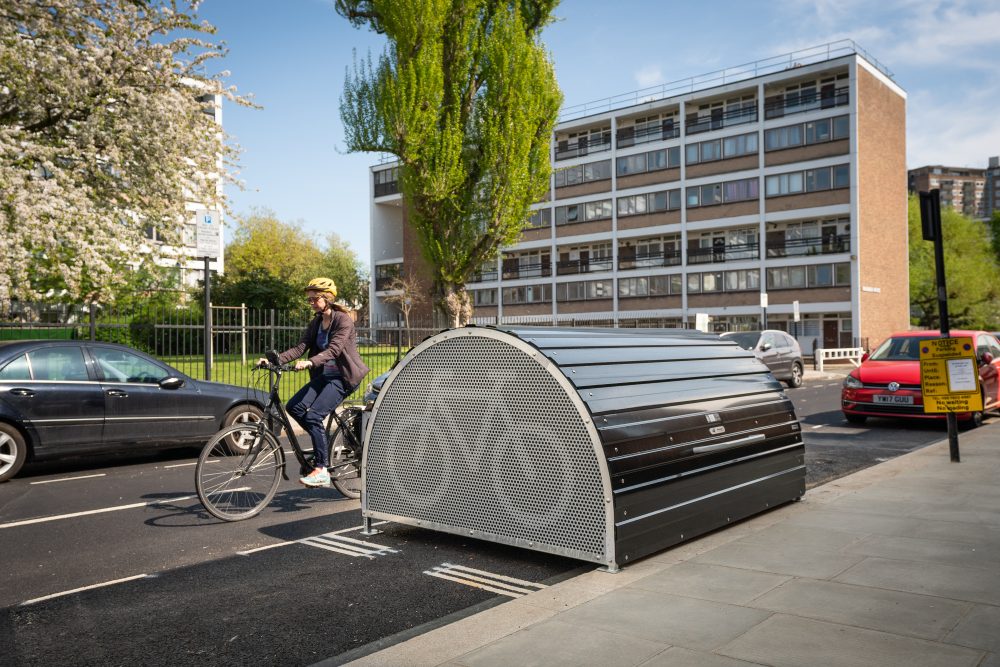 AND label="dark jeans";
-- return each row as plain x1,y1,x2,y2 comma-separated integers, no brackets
286,374,351,469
